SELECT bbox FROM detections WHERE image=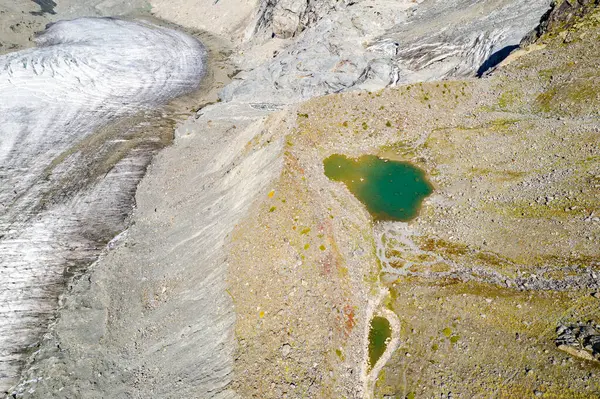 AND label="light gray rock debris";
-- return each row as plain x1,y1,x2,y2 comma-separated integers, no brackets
556,322,600,362
225,0,551,104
